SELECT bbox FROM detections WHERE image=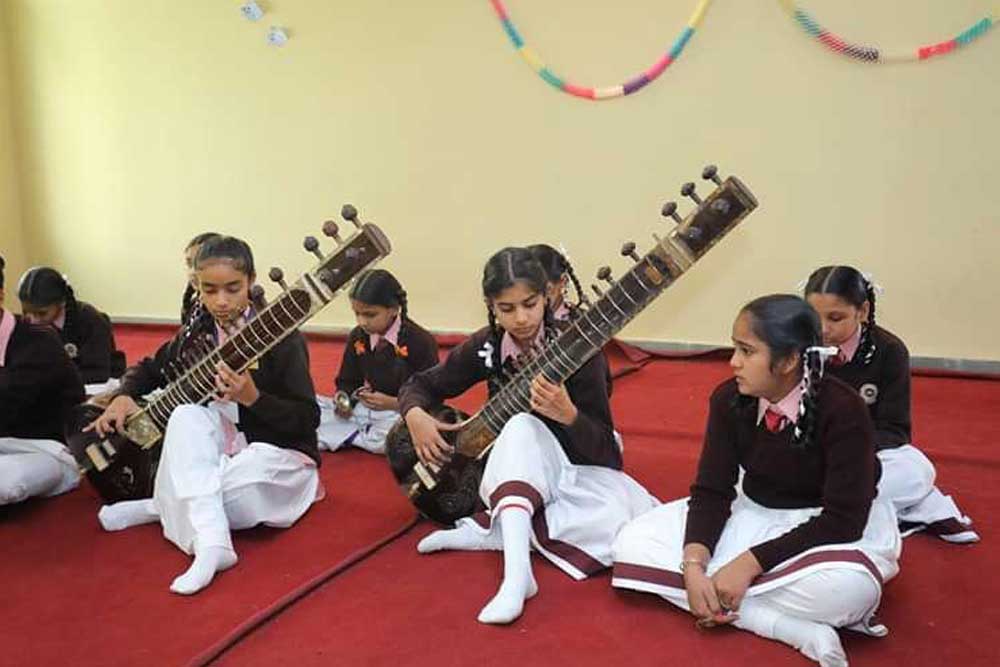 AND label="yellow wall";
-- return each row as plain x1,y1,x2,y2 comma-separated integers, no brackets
0,4,27,300
3,1,999,360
